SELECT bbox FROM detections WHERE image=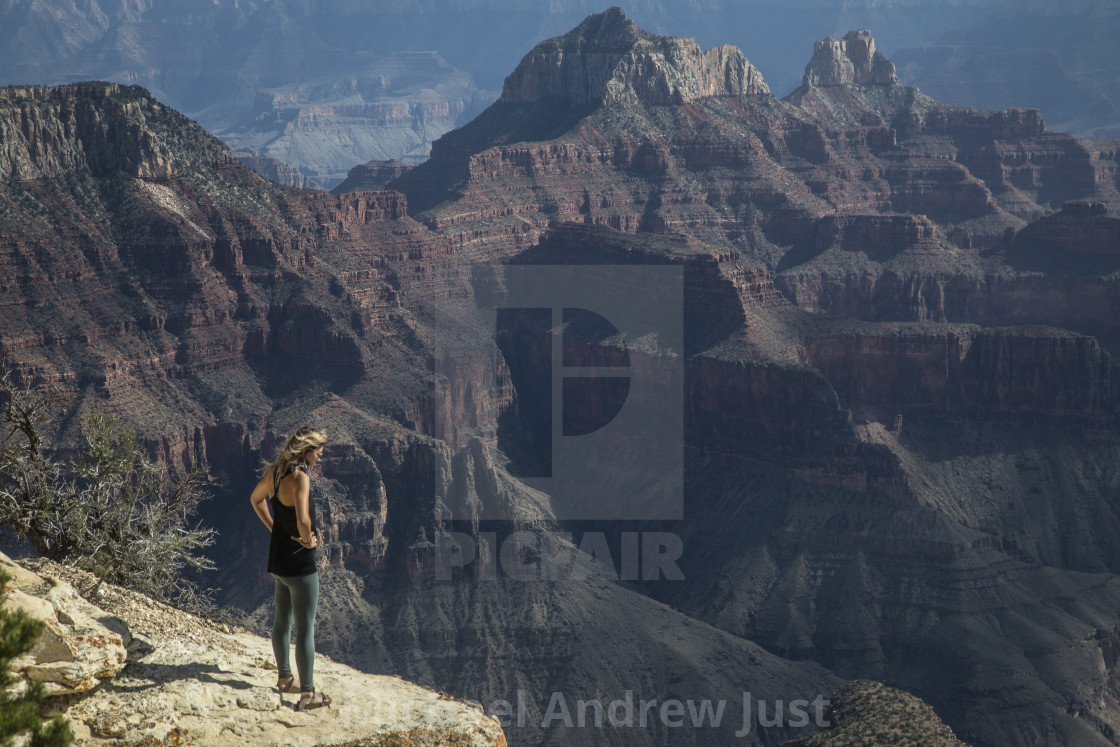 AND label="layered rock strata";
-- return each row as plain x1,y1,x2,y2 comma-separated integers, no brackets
501,7,768,108
5,10,1120,746
220,55,485,188
233,152,318,190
